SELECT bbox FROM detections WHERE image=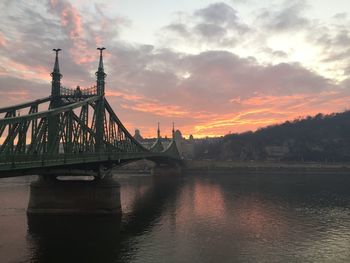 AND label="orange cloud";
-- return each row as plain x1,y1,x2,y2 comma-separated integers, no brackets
1,91,31,106
121,102,188,117
107,89,189,117
102,88,350,138
0,32,6,47
106,90,143,101
1,58,50,82
50,0,95,65
231,94,306,106
187,91,350,137
61,7,82,39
